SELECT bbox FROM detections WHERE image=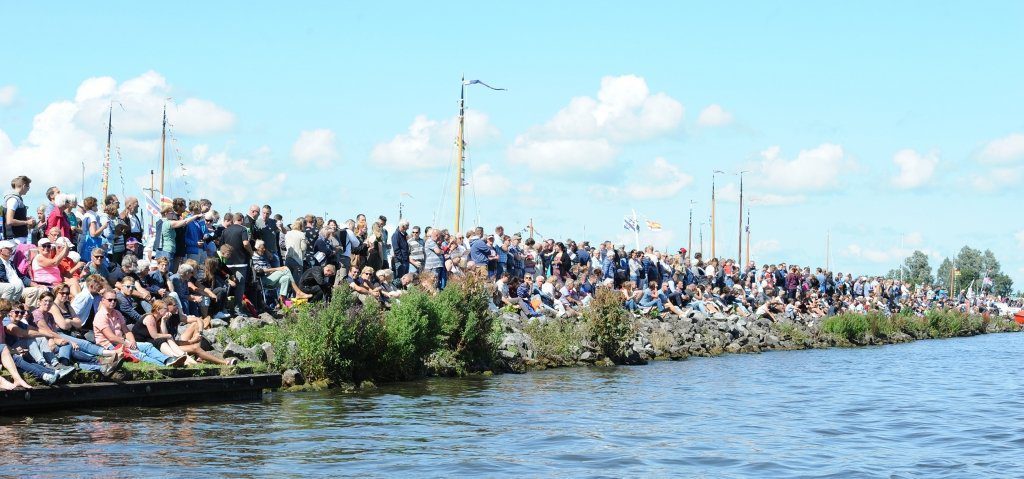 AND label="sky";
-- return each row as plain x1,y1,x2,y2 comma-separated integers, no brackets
1,1,1022,289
